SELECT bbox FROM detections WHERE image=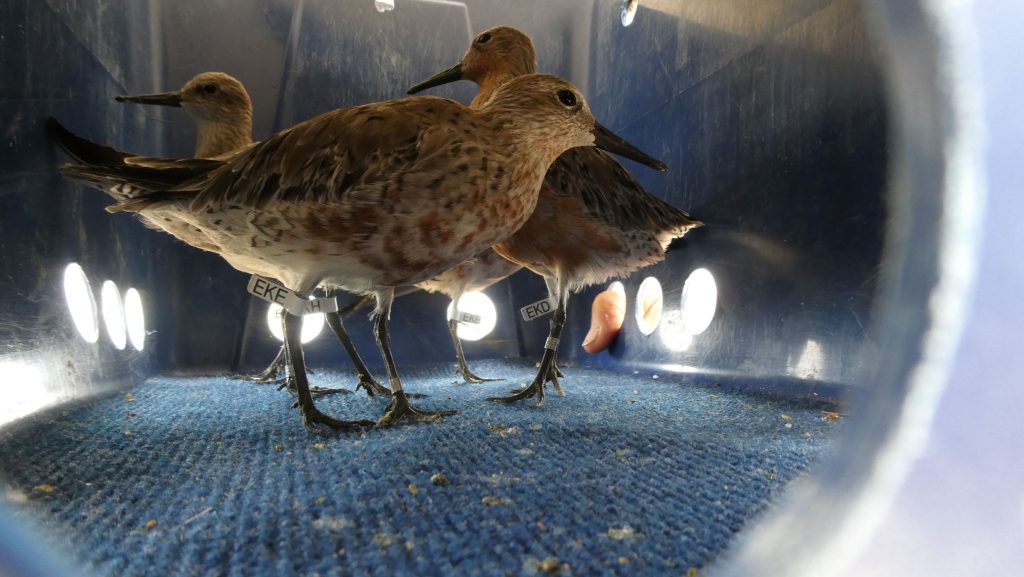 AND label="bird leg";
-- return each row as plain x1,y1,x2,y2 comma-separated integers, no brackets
278,374,352,400
541,276,566,394
283,311,374,432
237,340,343,397
547,307,567,396
324,310,392,397
274,318,351,399
492,292,567,405
448,318,500,383
374,289,457,426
